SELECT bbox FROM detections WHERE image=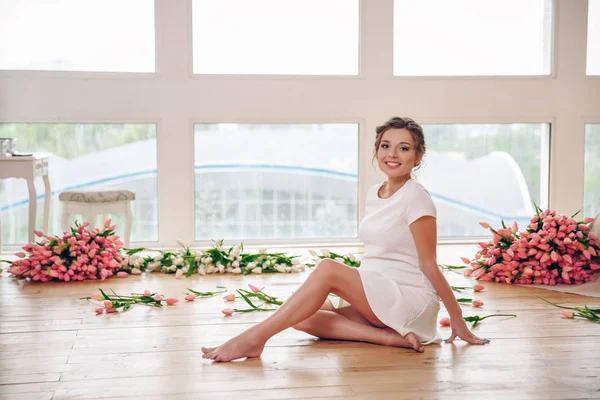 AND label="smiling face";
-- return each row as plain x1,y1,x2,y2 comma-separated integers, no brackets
376,128,422,181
